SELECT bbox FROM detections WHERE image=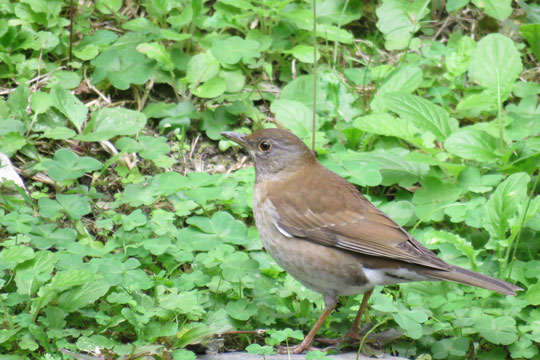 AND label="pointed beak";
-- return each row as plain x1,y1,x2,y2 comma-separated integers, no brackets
221,131,249,148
